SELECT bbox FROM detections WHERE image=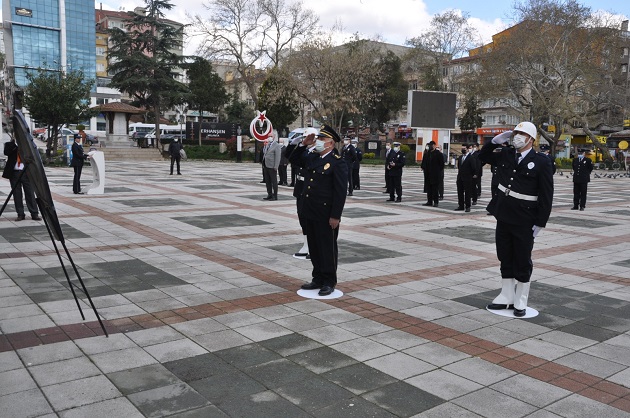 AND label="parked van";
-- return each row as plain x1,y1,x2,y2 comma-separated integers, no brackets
145,125,186,148
128,123,157,140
